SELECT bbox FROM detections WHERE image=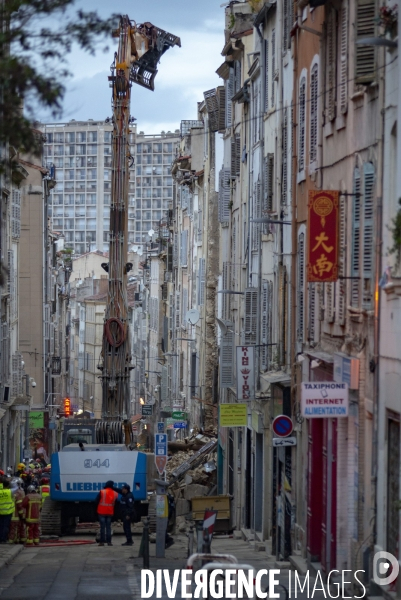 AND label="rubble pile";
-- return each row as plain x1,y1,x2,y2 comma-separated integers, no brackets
167,439,218,531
